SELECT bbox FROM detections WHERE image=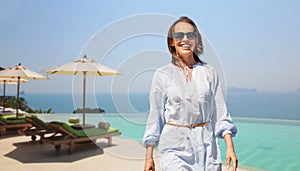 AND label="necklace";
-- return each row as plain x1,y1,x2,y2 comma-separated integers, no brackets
172,61,197,69
171,61,195,82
